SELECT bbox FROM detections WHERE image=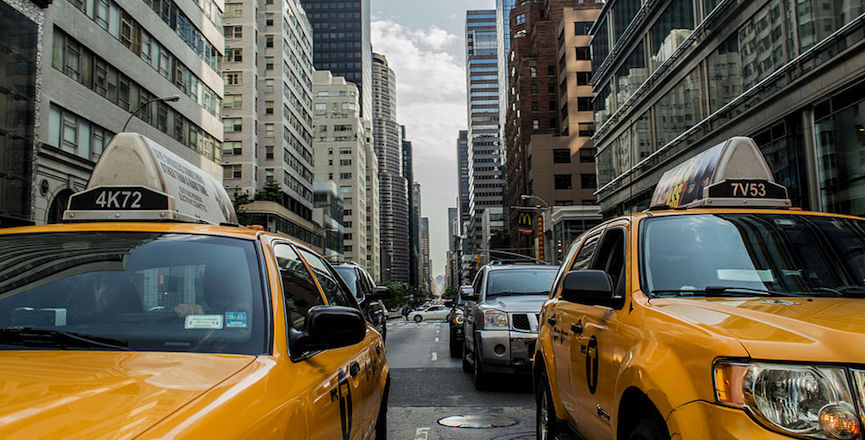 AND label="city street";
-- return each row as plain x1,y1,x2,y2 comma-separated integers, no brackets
385,318,535,440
